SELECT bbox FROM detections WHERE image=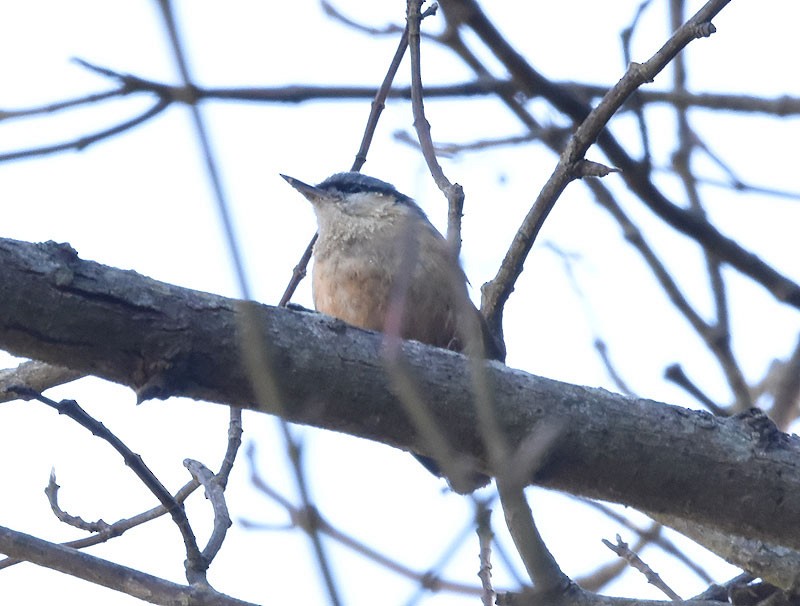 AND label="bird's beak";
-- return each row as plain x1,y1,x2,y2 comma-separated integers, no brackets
281,174,328,203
